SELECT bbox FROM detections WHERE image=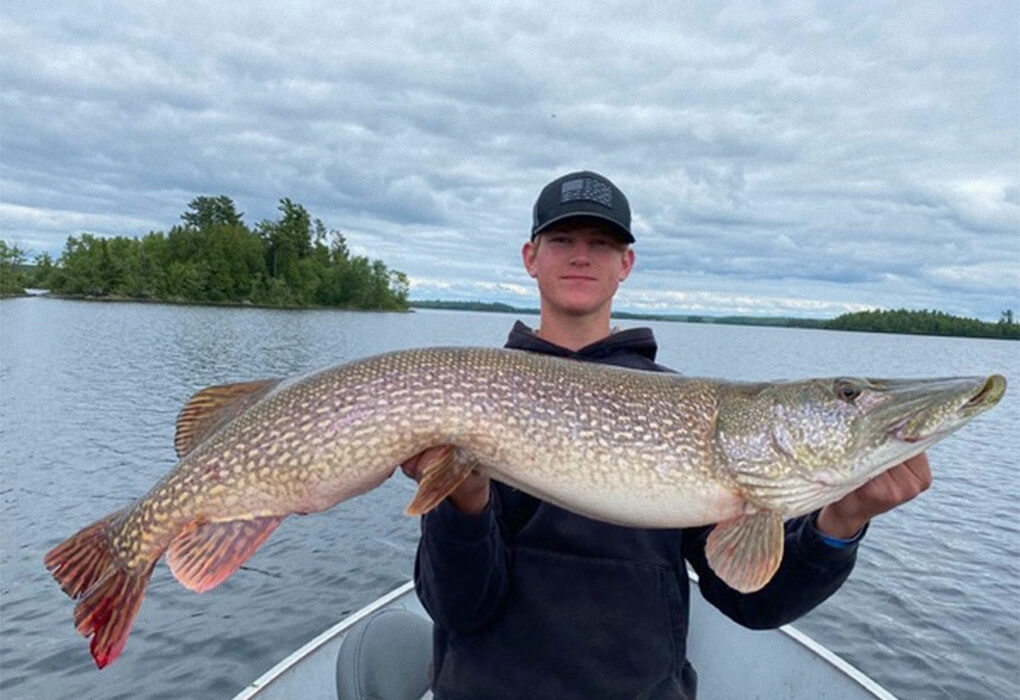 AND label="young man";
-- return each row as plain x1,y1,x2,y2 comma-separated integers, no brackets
405,171,931,699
